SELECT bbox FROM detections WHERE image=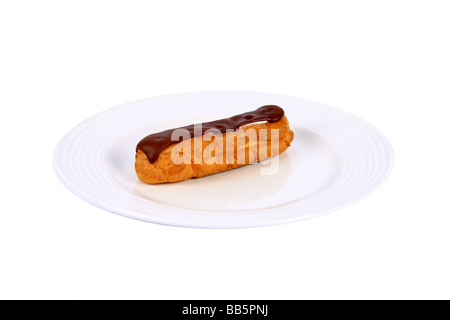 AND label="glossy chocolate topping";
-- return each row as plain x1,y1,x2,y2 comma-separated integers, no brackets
136,105,285,163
